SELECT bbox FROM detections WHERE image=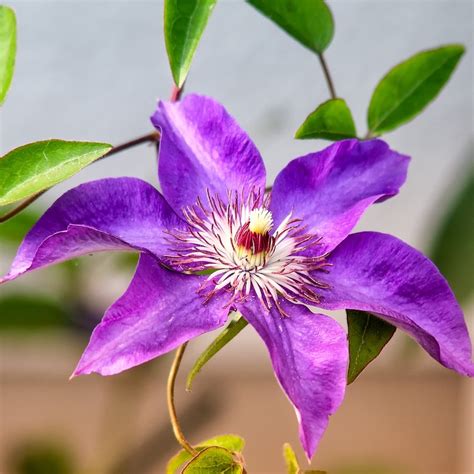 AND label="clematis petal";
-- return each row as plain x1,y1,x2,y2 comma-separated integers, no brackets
1,177,183,283
73,254,229,376
151,94,266,214
238,298,348,460
270,139,409,255
318,231,473,376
